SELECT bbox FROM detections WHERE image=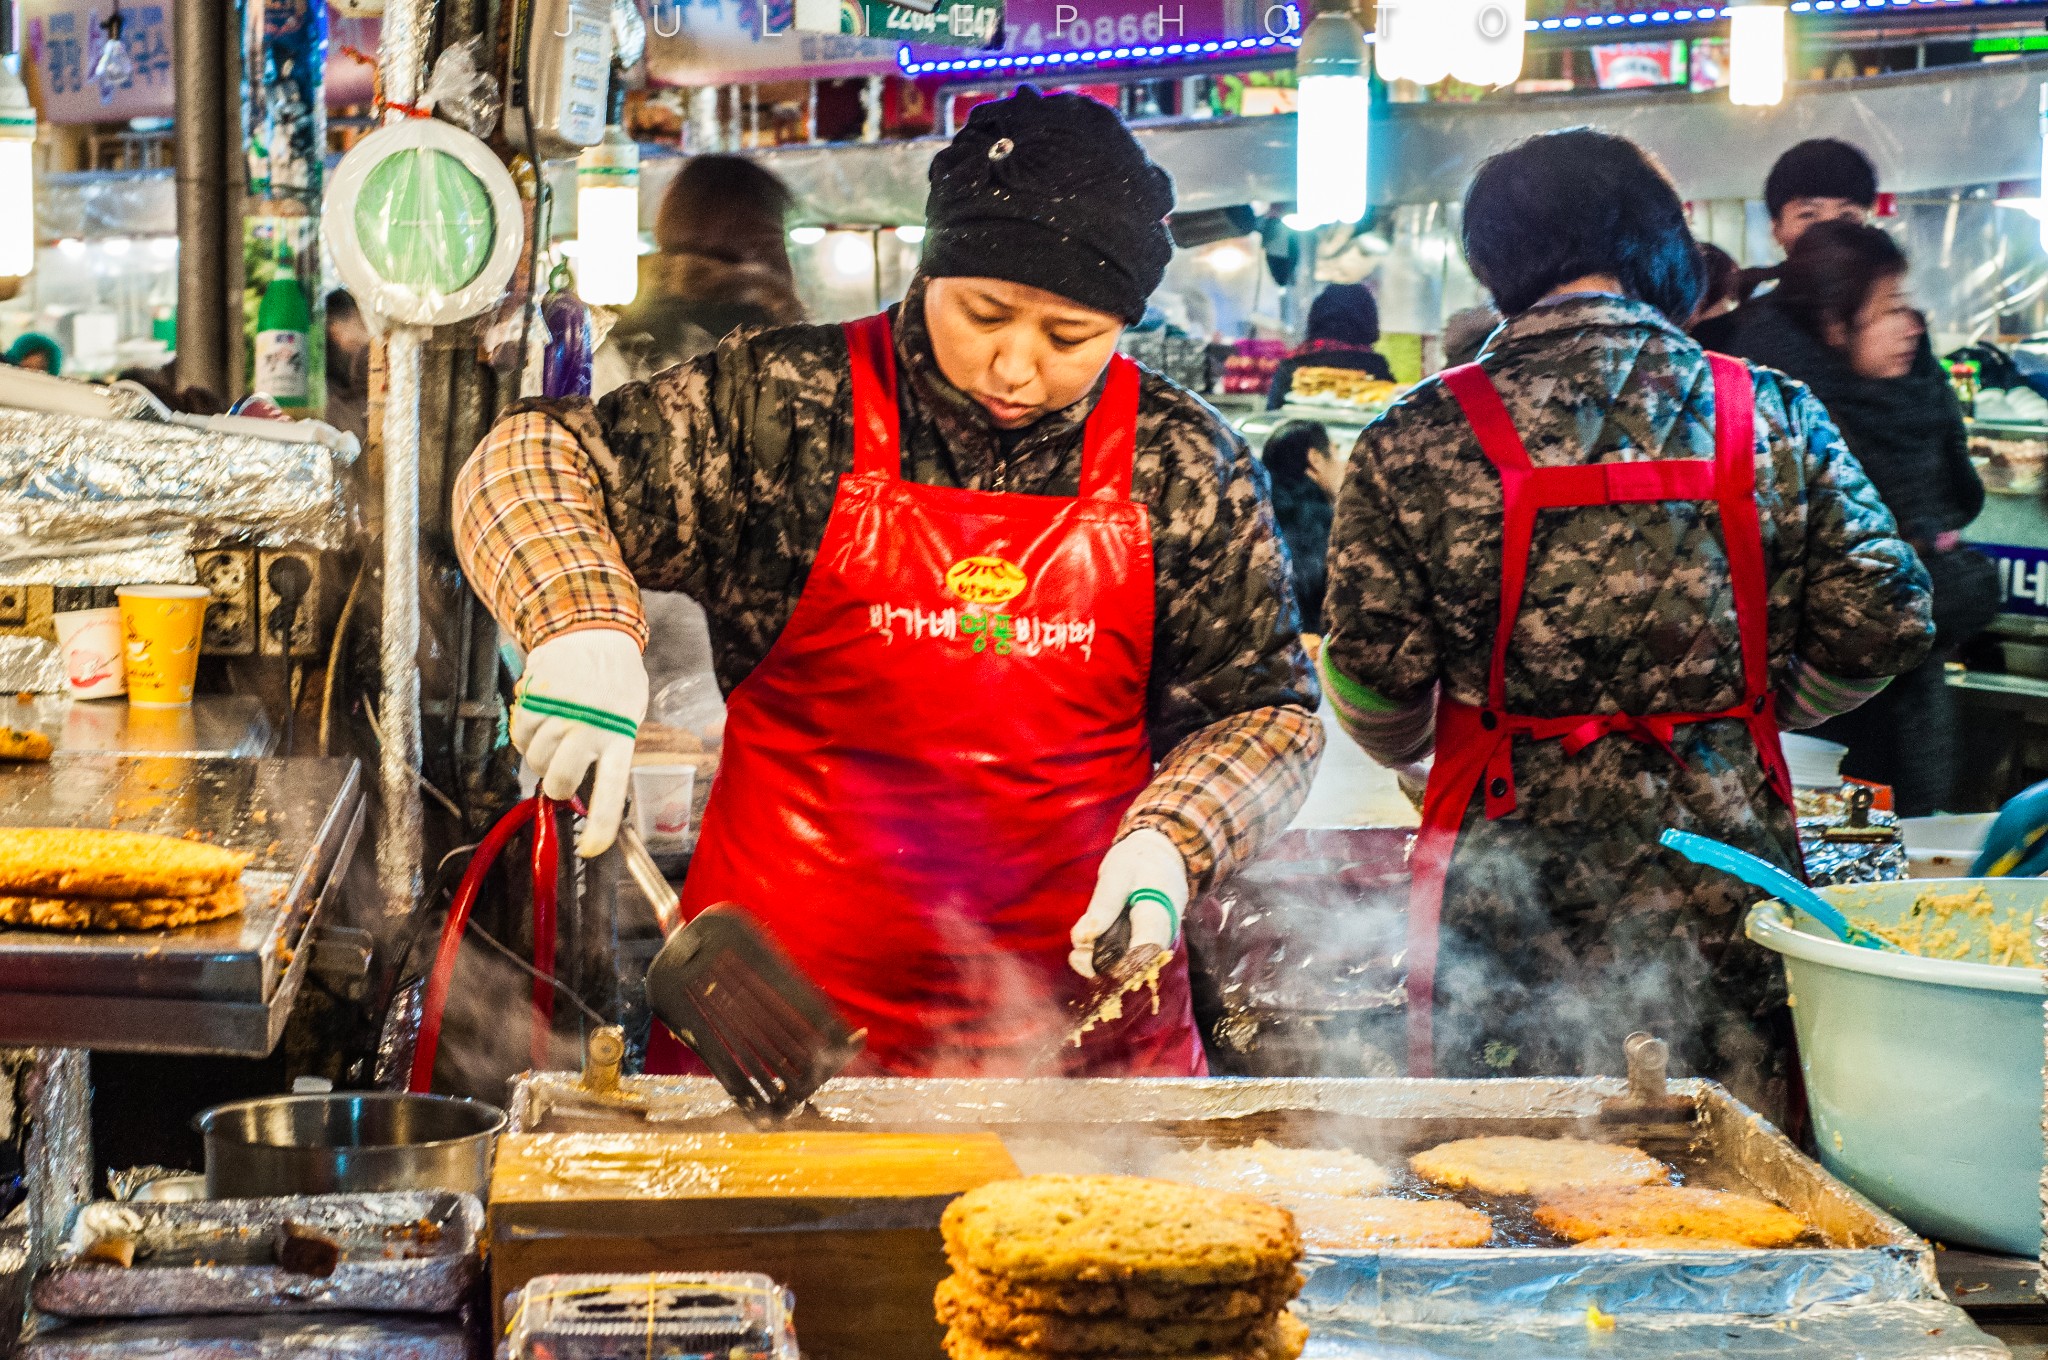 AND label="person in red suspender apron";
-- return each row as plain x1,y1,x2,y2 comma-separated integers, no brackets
1319,131,1934,1121
452,89,1324,1078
